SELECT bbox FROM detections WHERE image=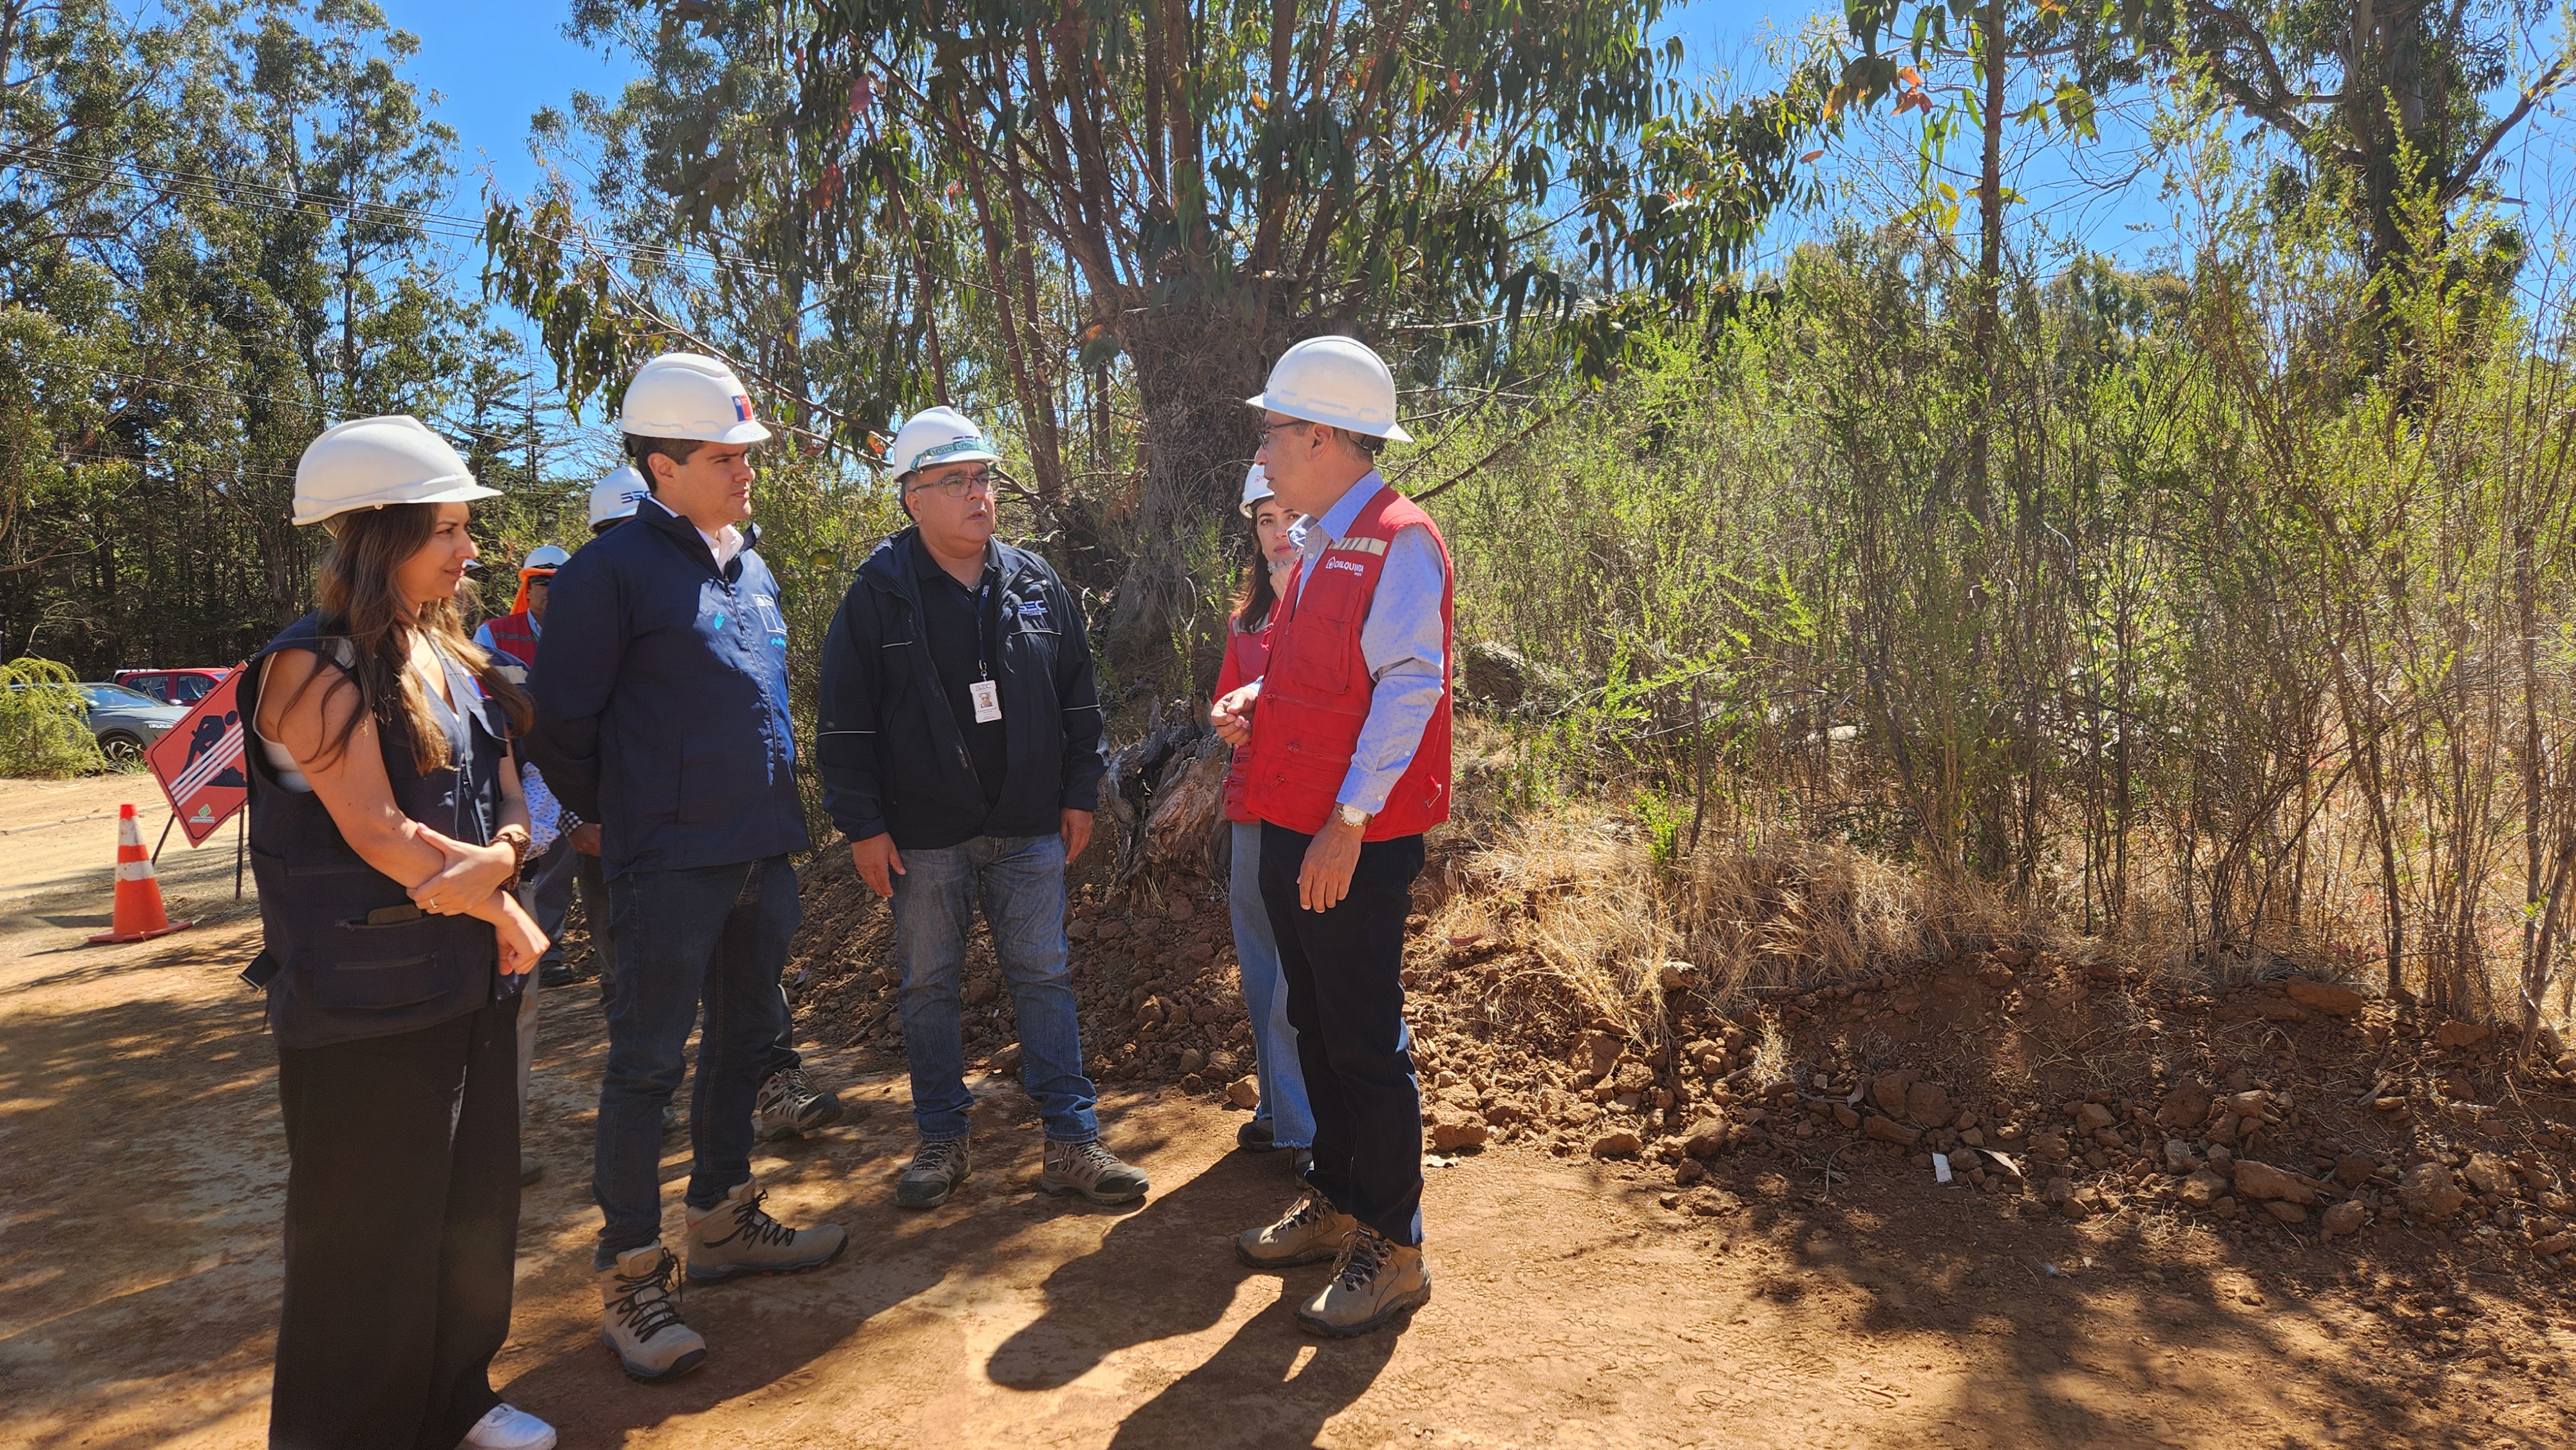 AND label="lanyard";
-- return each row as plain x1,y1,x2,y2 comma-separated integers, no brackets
974,574,993,681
